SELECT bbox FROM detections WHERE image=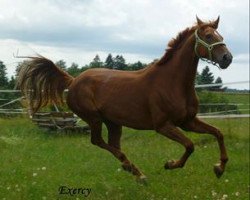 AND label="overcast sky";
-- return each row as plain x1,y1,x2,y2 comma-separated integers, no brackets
0,0,249,89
